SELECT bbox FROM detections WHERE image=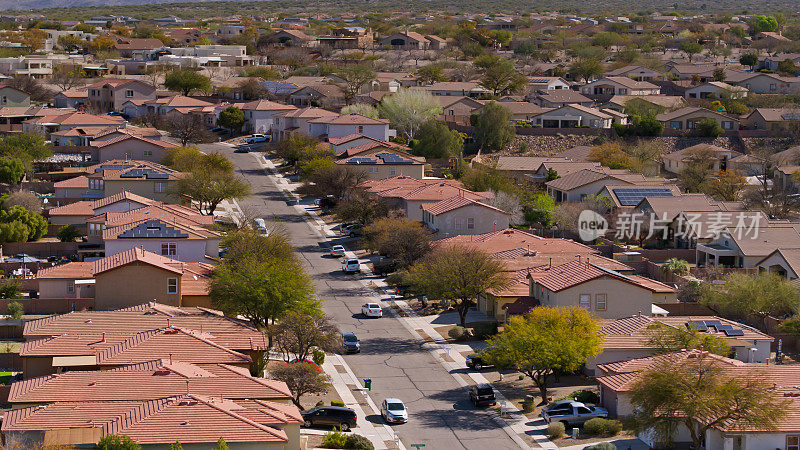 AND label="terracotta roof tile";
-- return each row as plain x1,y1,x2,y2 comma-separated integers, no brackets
47,200,93,216
92,247,184,275
422,195,509,216
53,175,89,189
35,262,93,280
